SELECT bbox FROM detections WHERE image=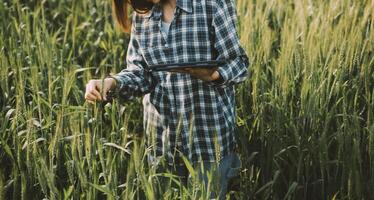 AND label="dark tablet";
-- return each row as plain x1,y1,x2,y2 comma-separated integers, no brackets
148,60,227,72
